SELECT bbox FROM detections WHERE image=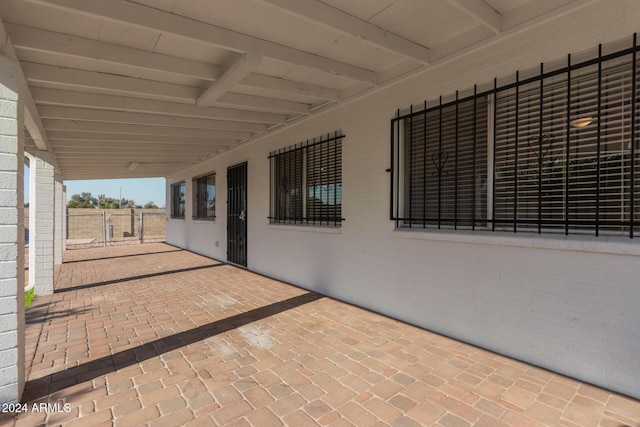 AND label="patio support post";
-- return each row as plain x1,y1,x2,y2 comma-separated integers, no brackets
0,55,25,405
54,174,63,266
62,185,66,253
29,150,56,295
